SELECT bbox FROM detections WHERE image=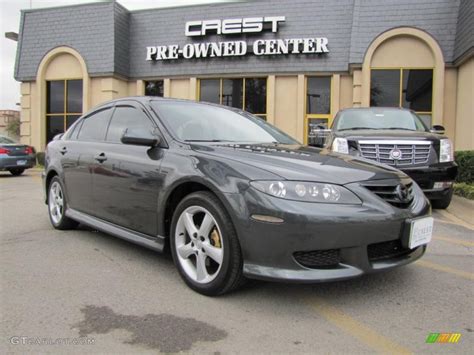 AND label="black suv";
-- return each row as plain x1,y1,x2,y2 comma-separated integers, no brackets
311,108,457,209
